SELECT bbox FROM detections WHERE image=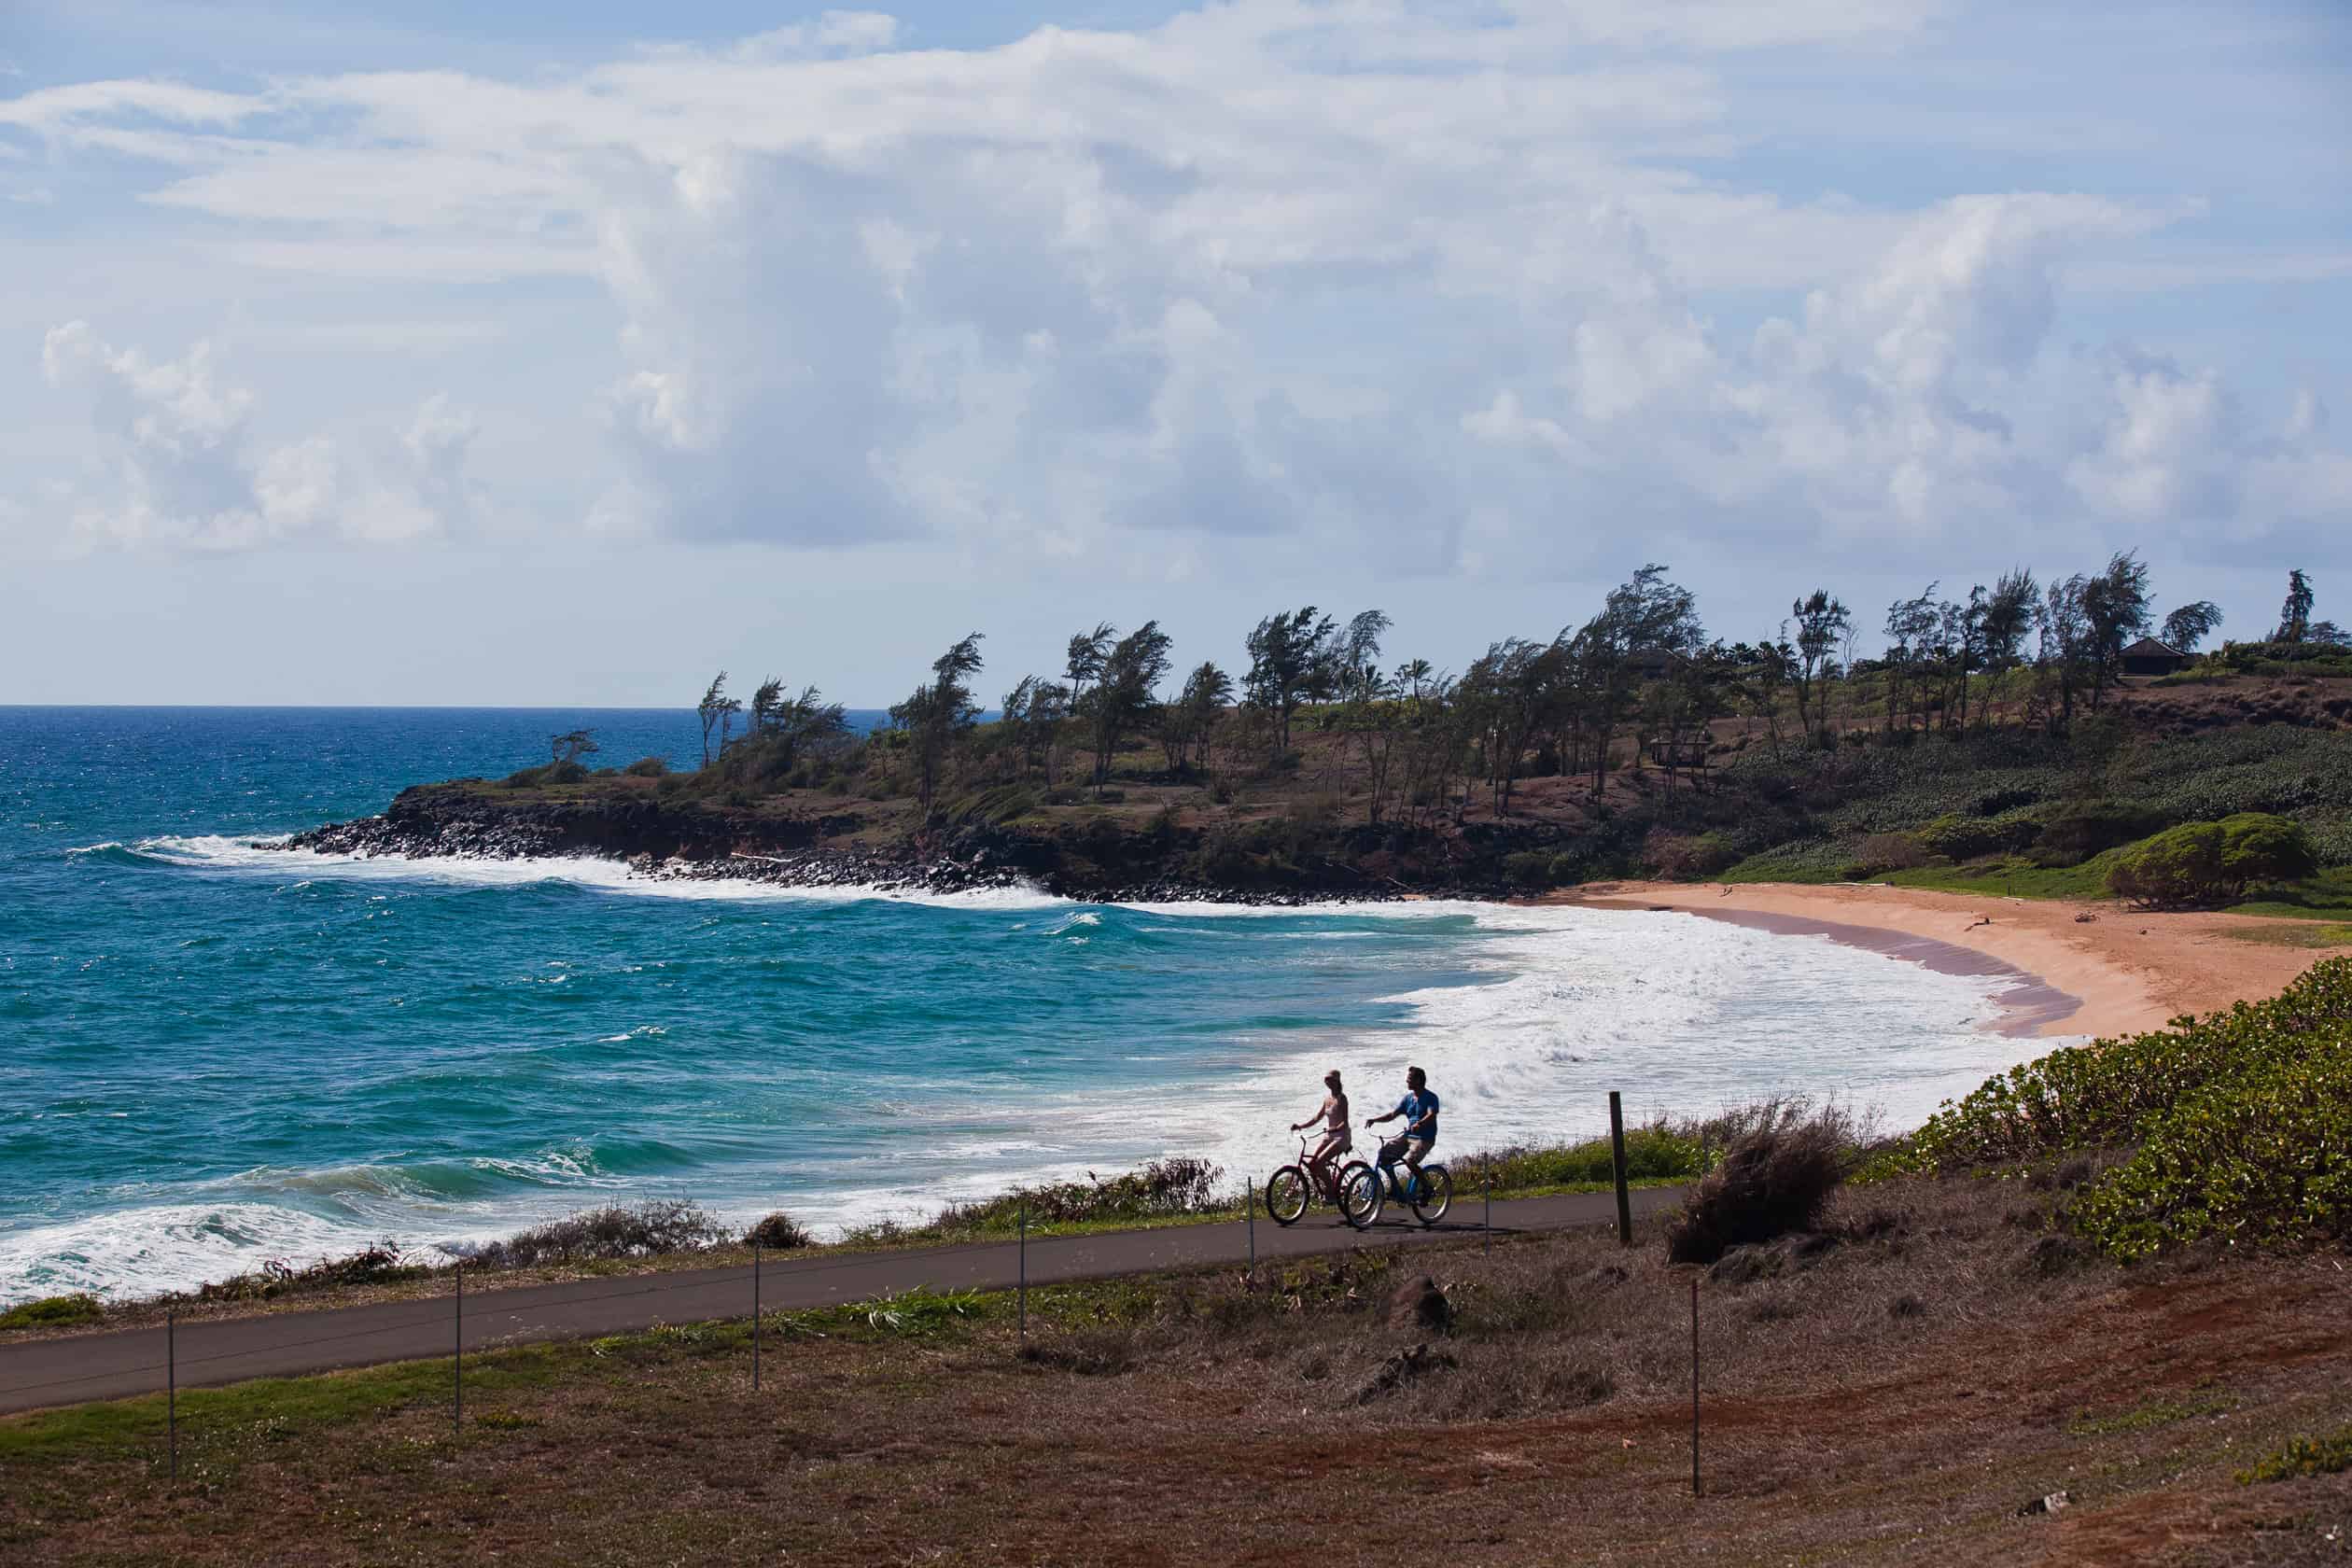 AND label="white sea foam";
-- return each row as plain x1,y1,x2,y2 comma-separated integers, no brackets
131,833,1072,911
